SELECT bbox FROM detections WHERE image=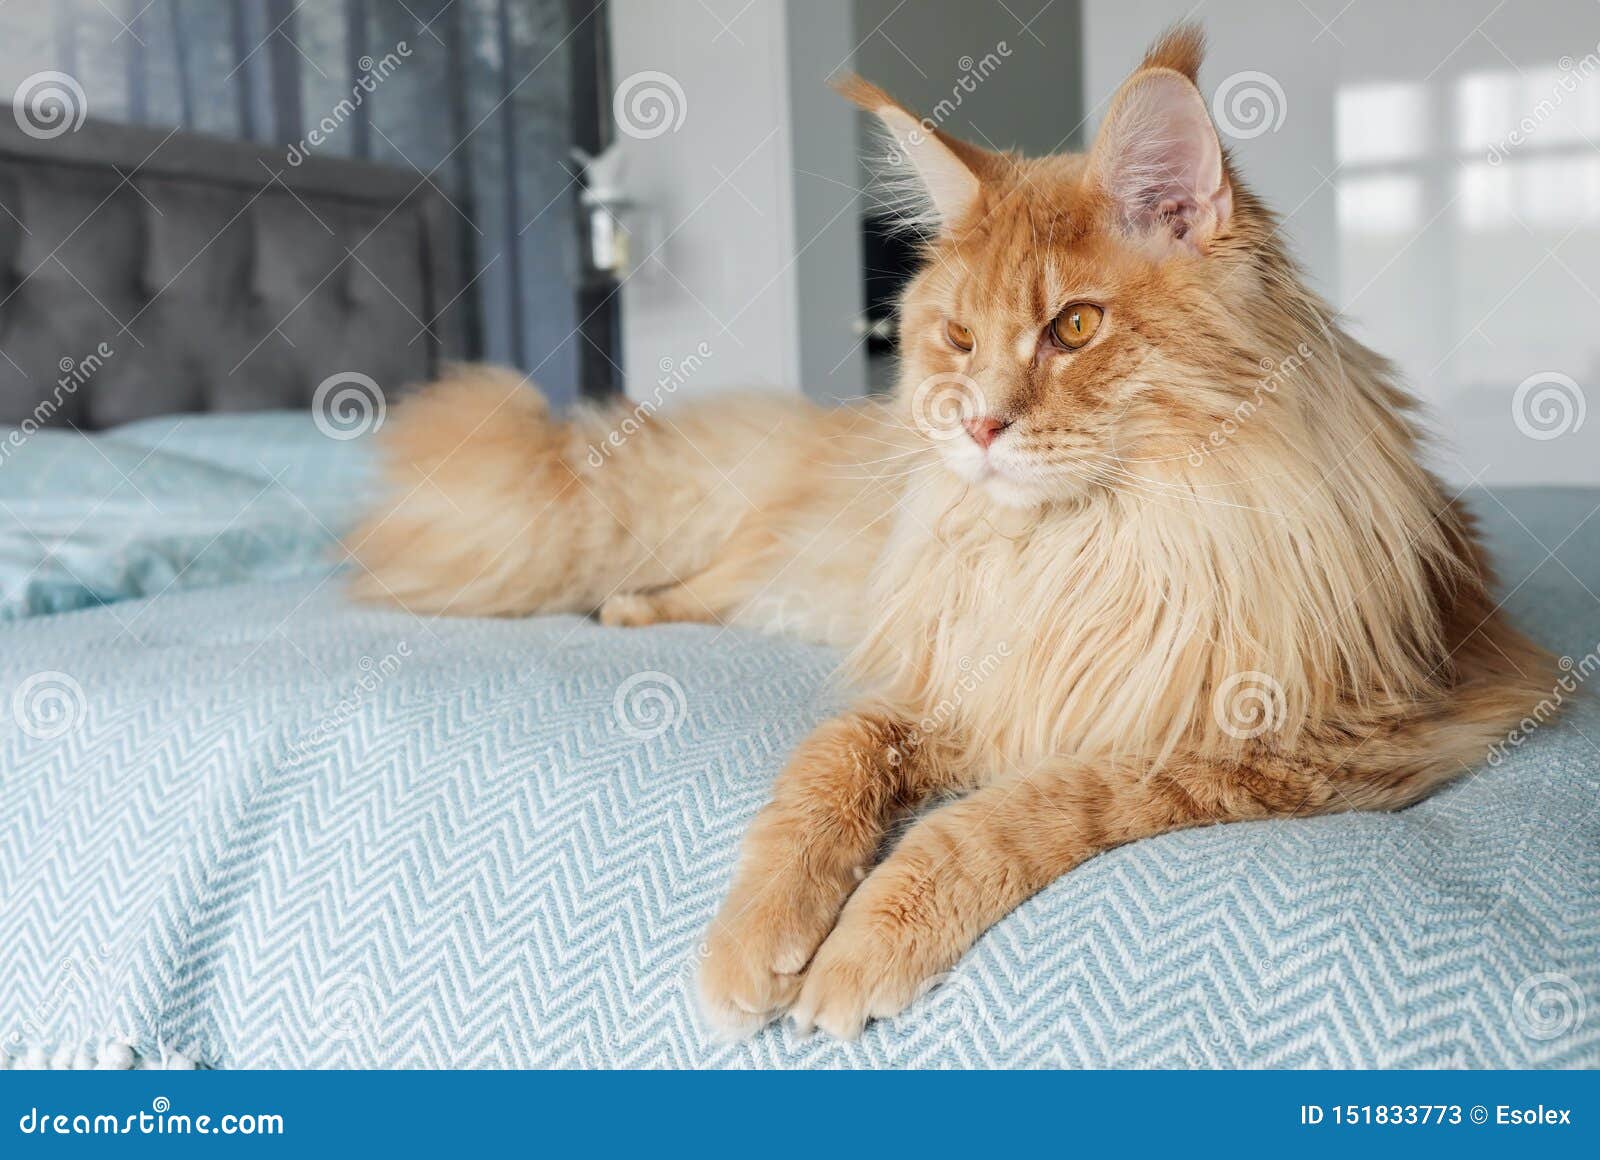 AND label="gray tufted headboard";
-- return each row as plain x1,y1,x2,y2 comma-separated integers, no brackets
0,115,464,428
